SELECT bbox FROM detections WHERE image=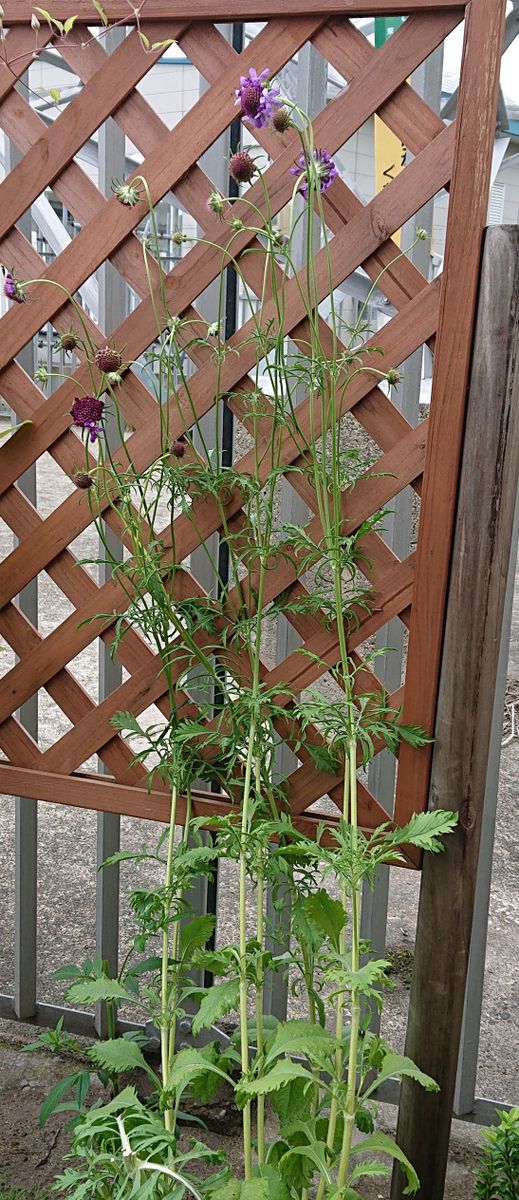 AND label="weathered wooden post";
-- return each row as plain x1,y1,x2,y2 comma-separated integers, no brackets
390,224,519,1199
